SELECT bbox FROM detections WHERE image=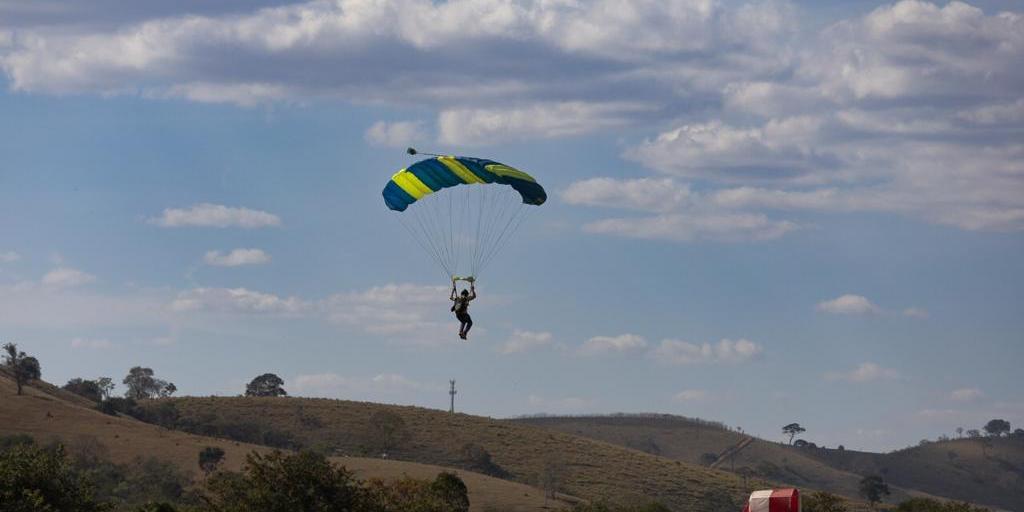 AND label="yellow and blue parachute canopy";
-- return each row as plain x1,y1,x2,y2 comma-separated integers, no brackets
382,156,546,212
